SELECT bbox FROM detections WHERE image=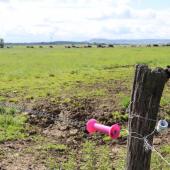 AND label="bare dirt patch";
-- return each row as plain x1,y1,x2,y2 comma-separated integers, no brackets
0,79,169,169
